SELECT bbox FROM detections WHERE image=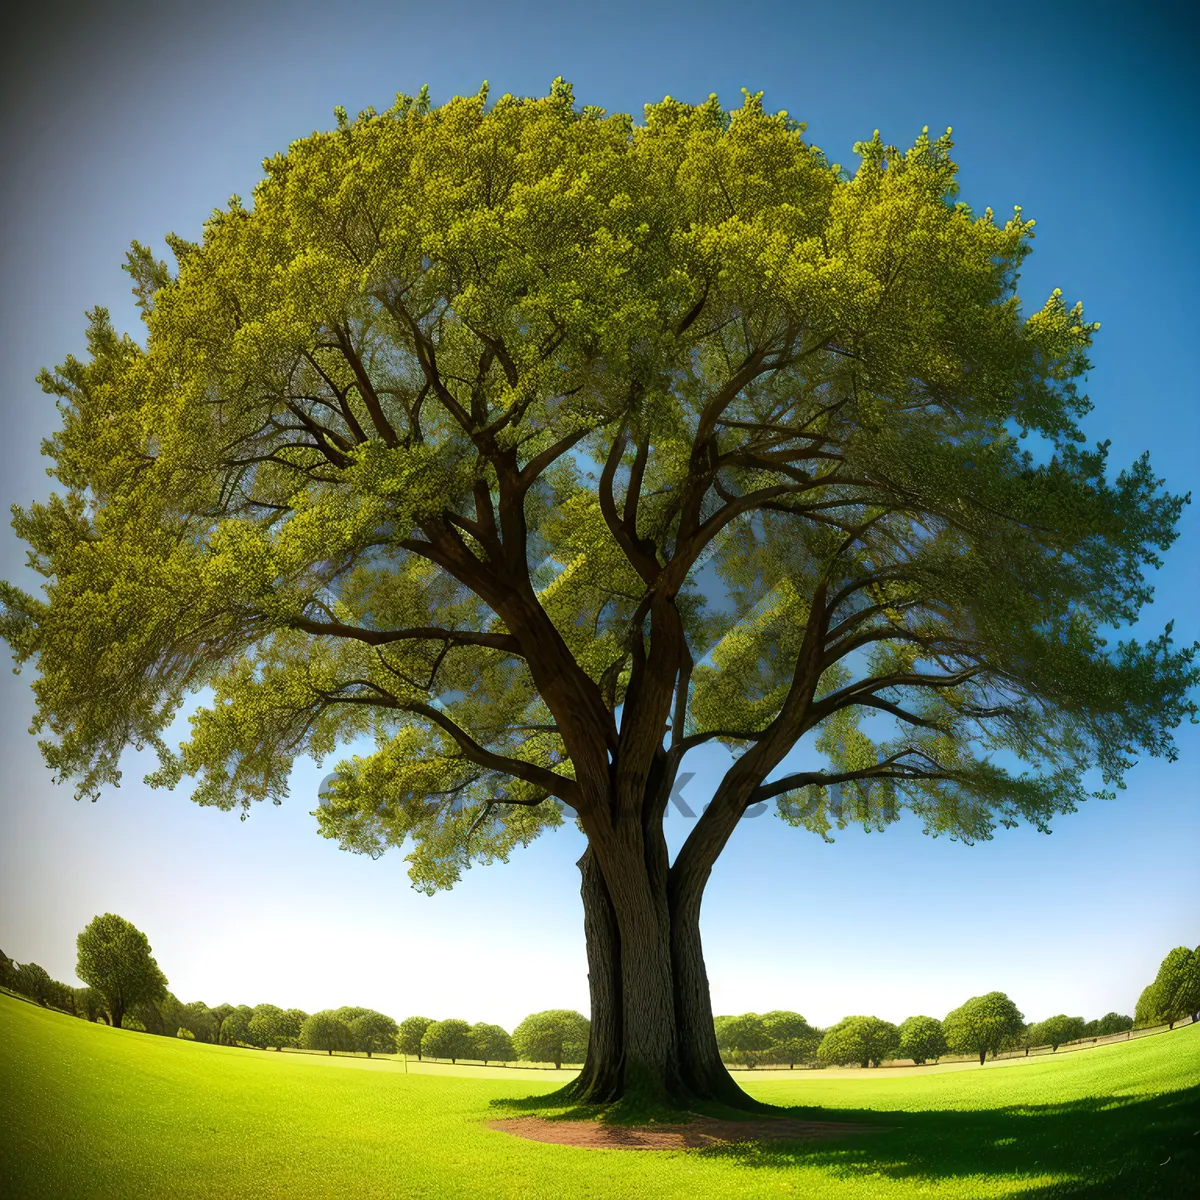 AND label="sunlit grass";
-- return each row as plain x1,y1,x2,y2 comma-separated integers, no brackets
1,991,1195,1198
